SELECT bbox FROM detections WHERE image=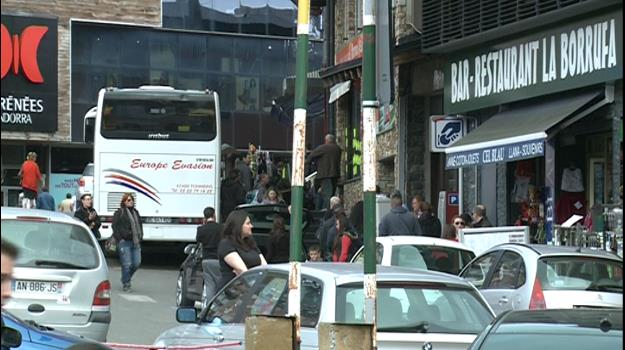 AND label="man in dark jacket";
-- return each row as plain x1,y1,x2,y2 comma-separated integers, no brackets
196,207,222,259
307,134,341,209
36,186,55,211
472,204,493,227
378,191,422,236
417,202,442,238
220,169,246,221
